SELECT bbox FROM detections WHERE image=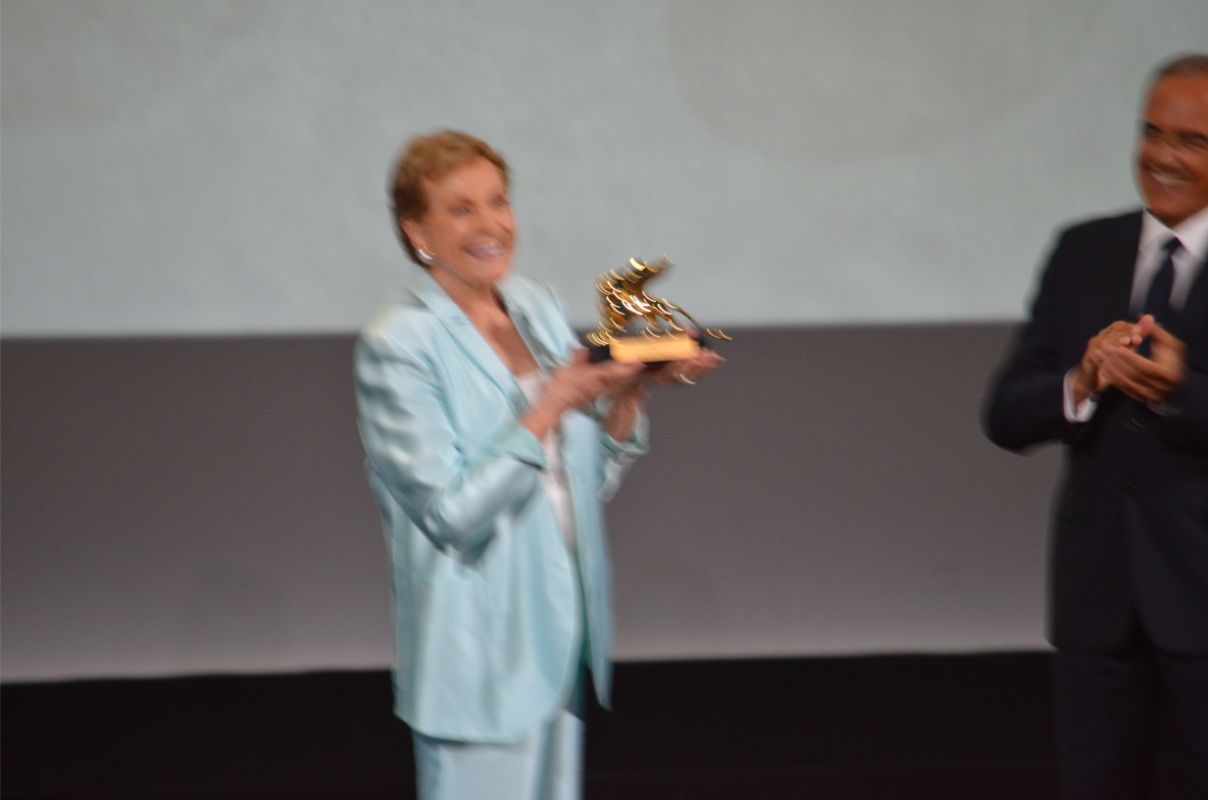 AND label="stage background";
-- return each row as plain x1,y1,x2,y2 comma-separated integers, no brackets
4,0,1202,682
